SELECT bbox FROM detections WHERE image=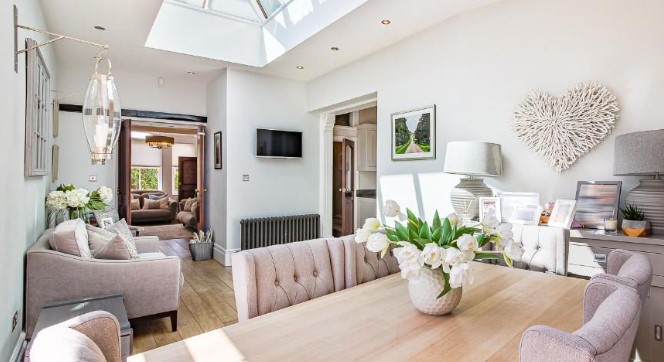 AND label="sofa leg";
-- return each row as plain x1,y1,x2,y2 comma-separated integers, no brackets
170,311,178,332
